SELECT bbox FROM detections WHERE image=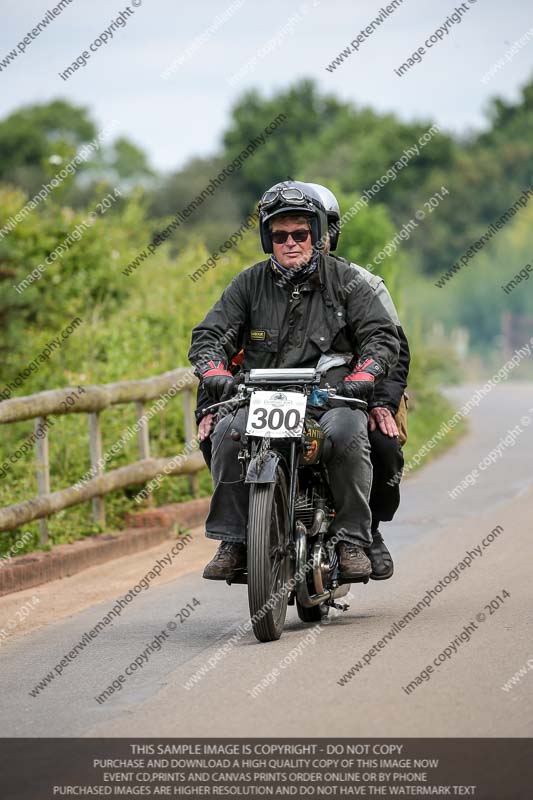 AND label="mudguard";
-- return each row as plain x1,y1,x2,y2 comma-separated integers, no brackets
245,449,281,483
